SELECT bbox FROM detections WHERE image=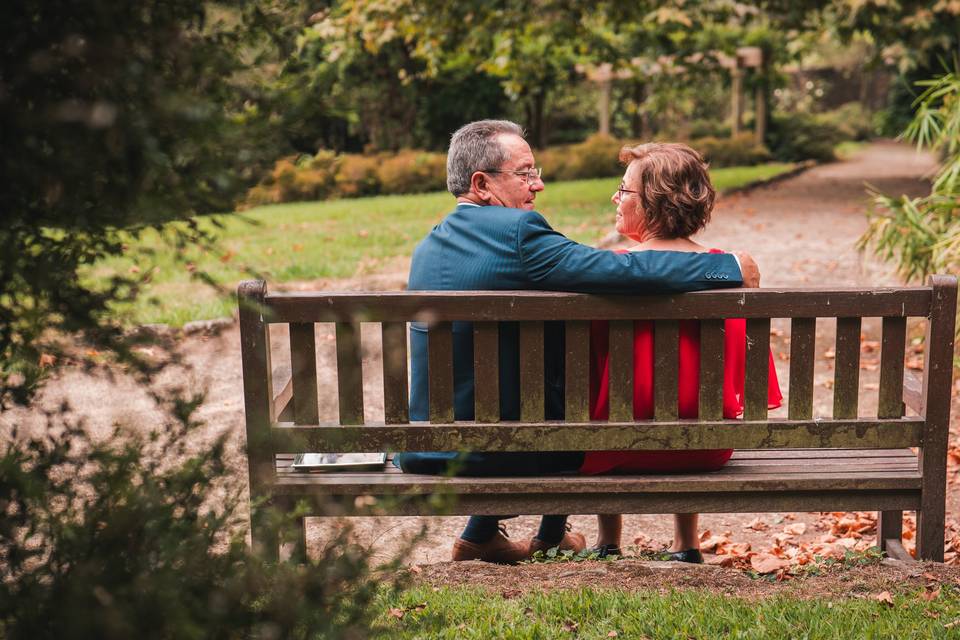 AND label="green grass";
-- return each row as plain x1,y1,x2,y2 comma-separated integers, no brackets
835,141,868,160
375,586,960,639
89,163,795,326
